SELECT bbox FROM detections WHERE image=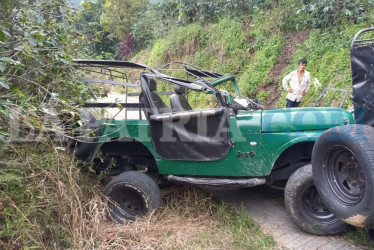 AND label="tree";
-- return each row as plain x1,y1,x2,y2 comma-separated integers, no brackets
296,0,373,28
78,0,118,58
132,0,181,50
0,0,97,139
100,0,149,41
117,33,134,60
